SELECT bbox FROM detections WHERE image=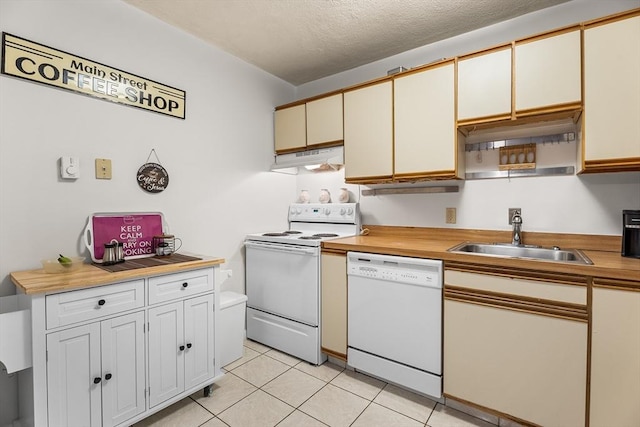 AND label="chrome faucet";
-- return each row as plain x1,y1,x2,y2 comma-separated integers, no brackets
511,210,523,246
